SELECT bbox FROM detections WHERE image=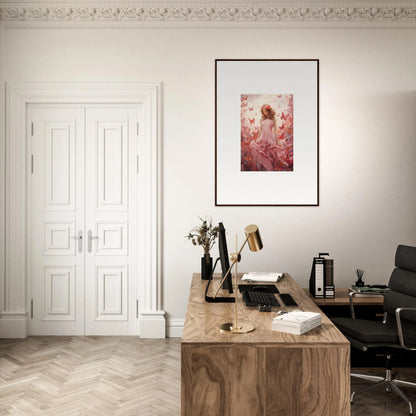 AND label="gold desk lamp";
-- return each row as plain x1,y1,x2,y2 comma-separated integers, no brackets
212,224,263,334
